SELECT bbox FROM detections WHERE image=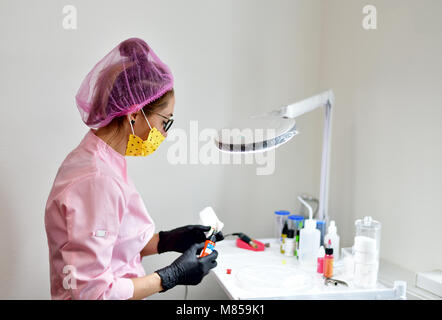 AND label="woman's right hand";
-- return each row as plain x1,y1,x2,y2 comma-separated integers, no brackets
157,224,224,254
155,243,218,291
